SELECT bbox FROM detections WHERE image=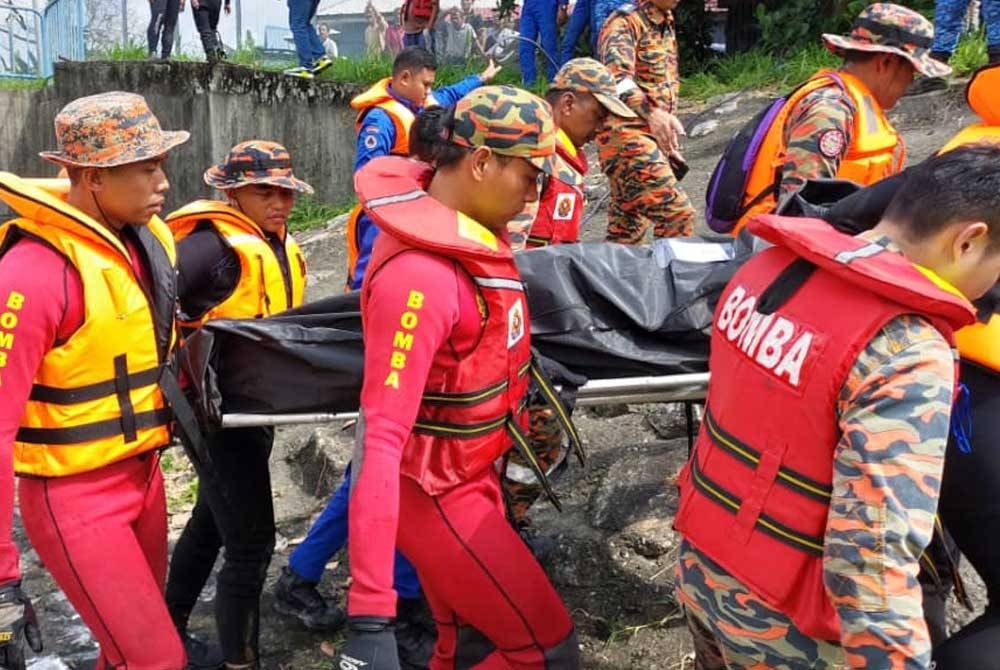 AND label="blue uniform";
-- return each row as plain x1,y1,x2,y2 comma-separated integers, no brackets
933,0,1000,54
349,74,483,290
519,0,568,84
